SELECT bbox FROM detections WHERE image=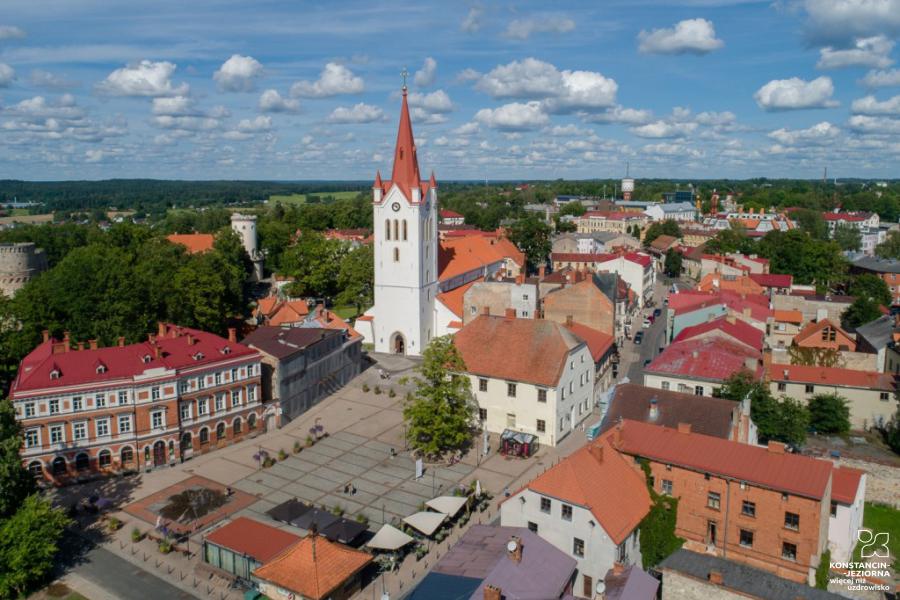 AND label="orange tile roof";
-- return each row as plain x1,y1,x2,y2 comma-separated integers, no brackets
564,322,614,362
252,535,372,600
773,310,803,324
768,364,894,390
166,233,215,254
526,440,651,544
205,517,300,563
454,315,583,387
436,278,481,319
607,419,834,500
267,300,310,327
793,318,855,350
438,235,524,282
831,467,864,505
697,273,764,295
256,296,280,317
311,307,361,339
